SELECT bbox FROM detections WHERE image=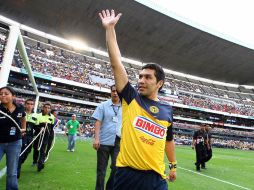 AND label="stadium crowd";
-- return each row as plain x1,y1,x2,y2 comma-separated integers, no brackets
173,122,254,137
0,30,7,63
8,36,254,116
15,96,95,116
1,30,254,151
174,134,254,150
